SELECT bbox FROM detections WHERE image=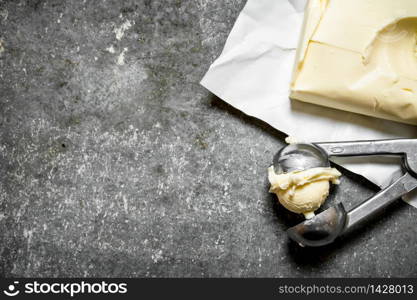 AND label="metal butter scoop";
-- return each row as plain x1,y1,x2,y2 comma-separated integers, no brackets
273,139,417,247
